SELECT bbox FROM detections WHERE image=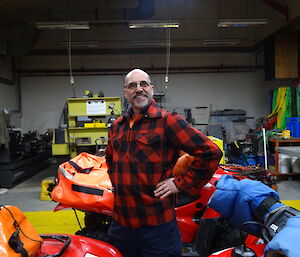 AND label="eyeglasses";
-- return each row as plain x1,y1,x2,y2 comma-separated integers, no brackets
124,80,152,90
